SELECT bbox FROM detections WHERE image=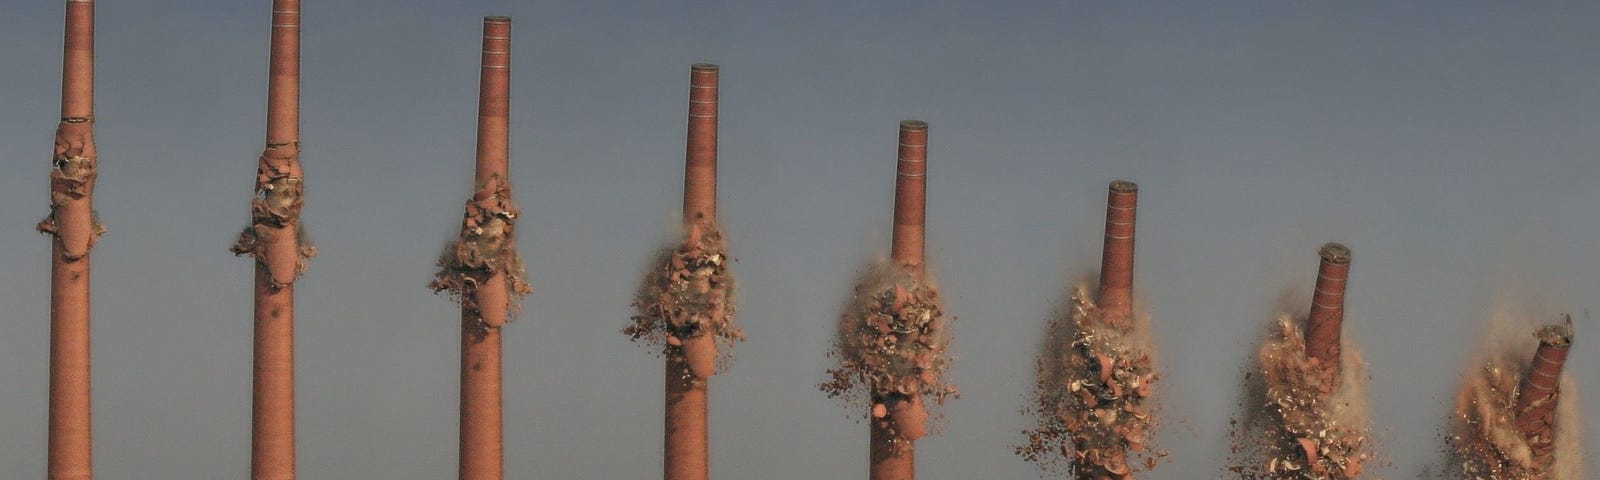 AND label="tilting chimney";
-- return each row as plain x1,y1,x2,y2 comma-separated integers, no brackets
1513,321,1572,470
1097,181,1137,329
1305,243,1351,380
